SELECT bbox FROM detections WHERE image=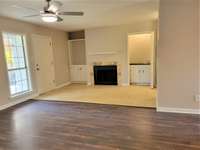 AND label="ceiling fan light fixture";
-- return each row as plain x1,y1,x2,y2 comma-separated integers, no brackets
41,13,57,22
21,0,84,22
